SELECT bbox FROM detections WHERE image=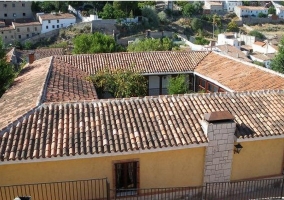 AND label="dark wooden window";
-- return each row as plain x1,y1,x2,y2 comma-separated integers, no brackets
114,161,139,196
